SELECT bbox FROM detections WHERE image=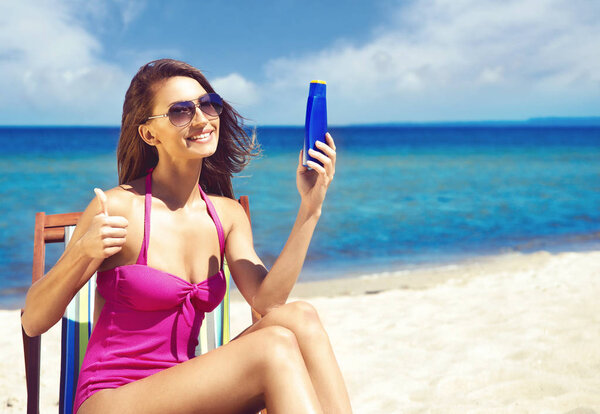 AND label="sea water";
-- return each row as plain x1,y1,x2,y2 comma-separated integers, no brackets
1,125,599,308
